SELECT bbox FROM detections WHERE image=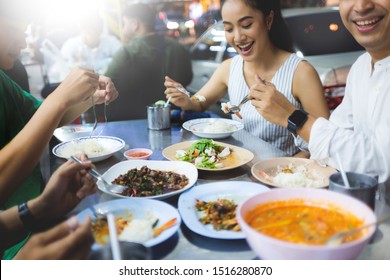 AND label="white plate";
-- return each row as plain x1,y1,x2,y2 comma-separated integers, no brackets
98,160,198,199
178,181,269,239
53,124,94,142
182,118,244,139
76,198,181,247
52,136,125,163
251,157,337,188
162,140,254,171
